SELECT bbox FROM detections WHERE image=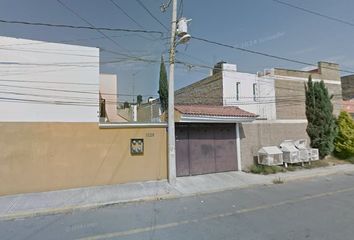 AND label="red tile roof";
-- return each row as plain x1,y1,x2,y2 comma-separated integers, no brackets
175,105,257,118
